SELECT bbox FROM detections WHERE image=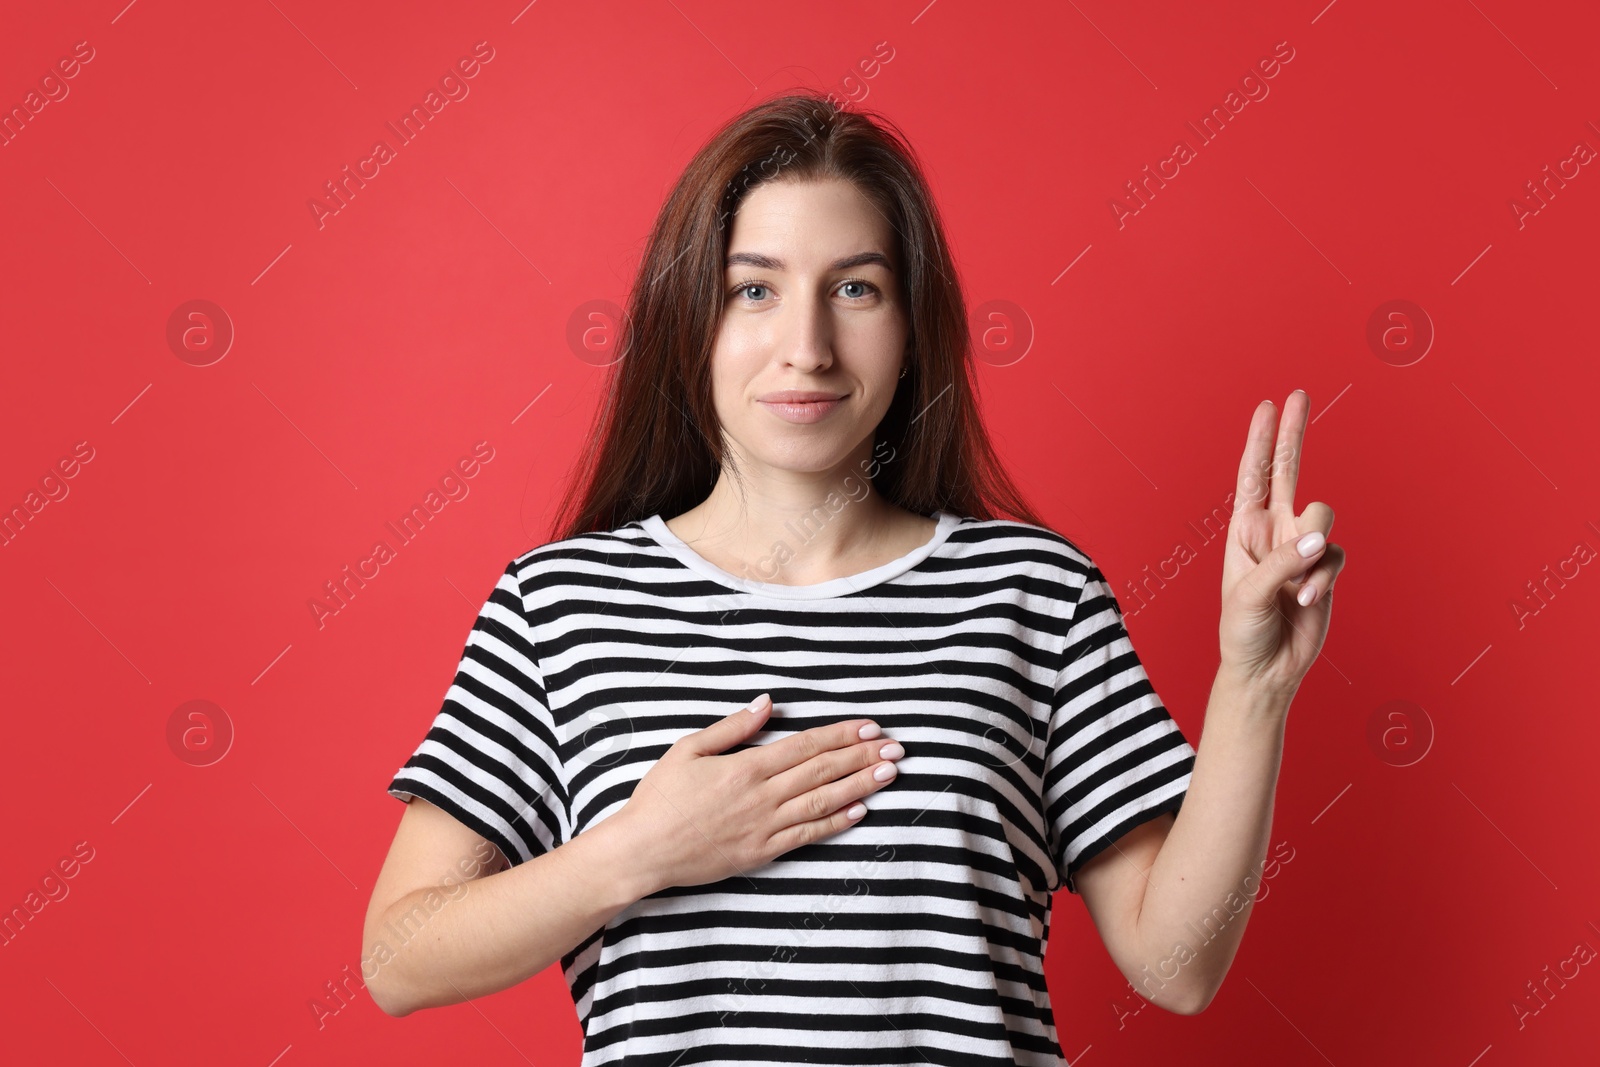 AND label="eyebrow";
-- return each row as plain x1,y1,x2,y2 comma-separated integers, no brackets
725,250,894,273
